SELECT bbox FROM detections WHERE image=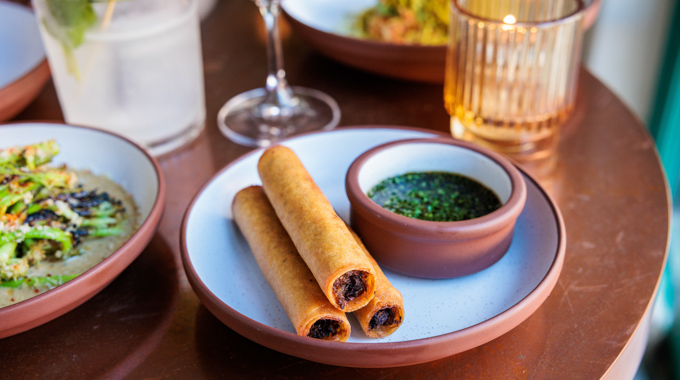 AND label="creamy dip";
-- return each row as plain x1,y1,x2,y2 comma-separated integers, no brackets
0,170,139,307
